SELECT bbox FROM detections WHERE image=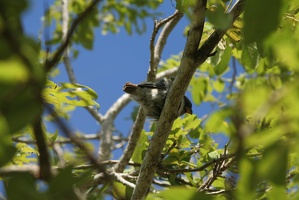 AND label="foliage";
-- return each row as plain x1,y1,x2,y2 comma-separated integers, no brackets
0,0,299,199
